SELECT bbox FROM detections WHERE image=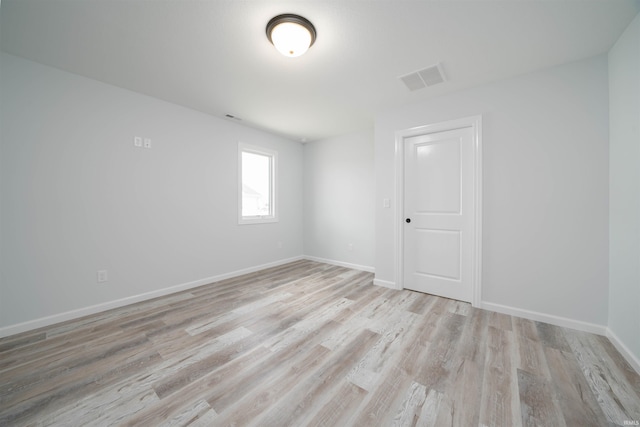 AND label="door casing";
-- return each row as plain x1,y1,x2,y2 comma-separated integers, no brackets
394,115,483,307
